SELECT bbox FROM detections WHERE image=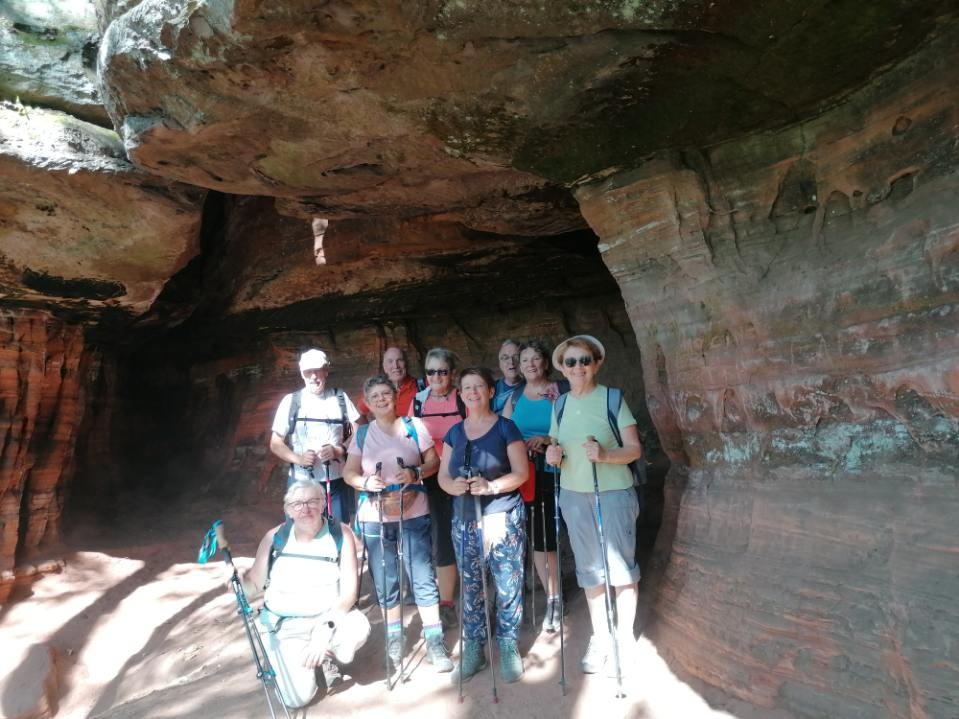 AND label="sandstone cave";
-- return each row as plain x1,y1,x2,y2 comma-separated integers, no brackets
1,2,956,718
